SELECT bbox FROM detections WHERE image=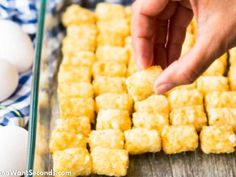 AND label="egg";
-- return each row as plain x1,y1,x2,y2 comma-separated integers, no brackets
0,20,34,73
0,126,28,177
0,60,19,102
